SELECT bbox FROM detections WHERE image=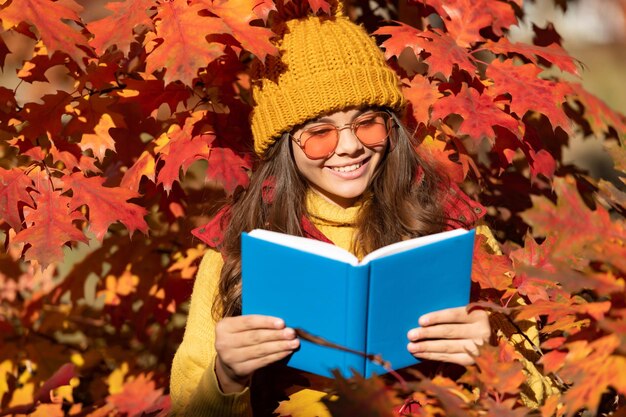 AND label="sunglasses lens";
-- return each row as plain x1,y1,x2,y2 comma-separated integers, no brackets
355,113,390,146
301,126,338,159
